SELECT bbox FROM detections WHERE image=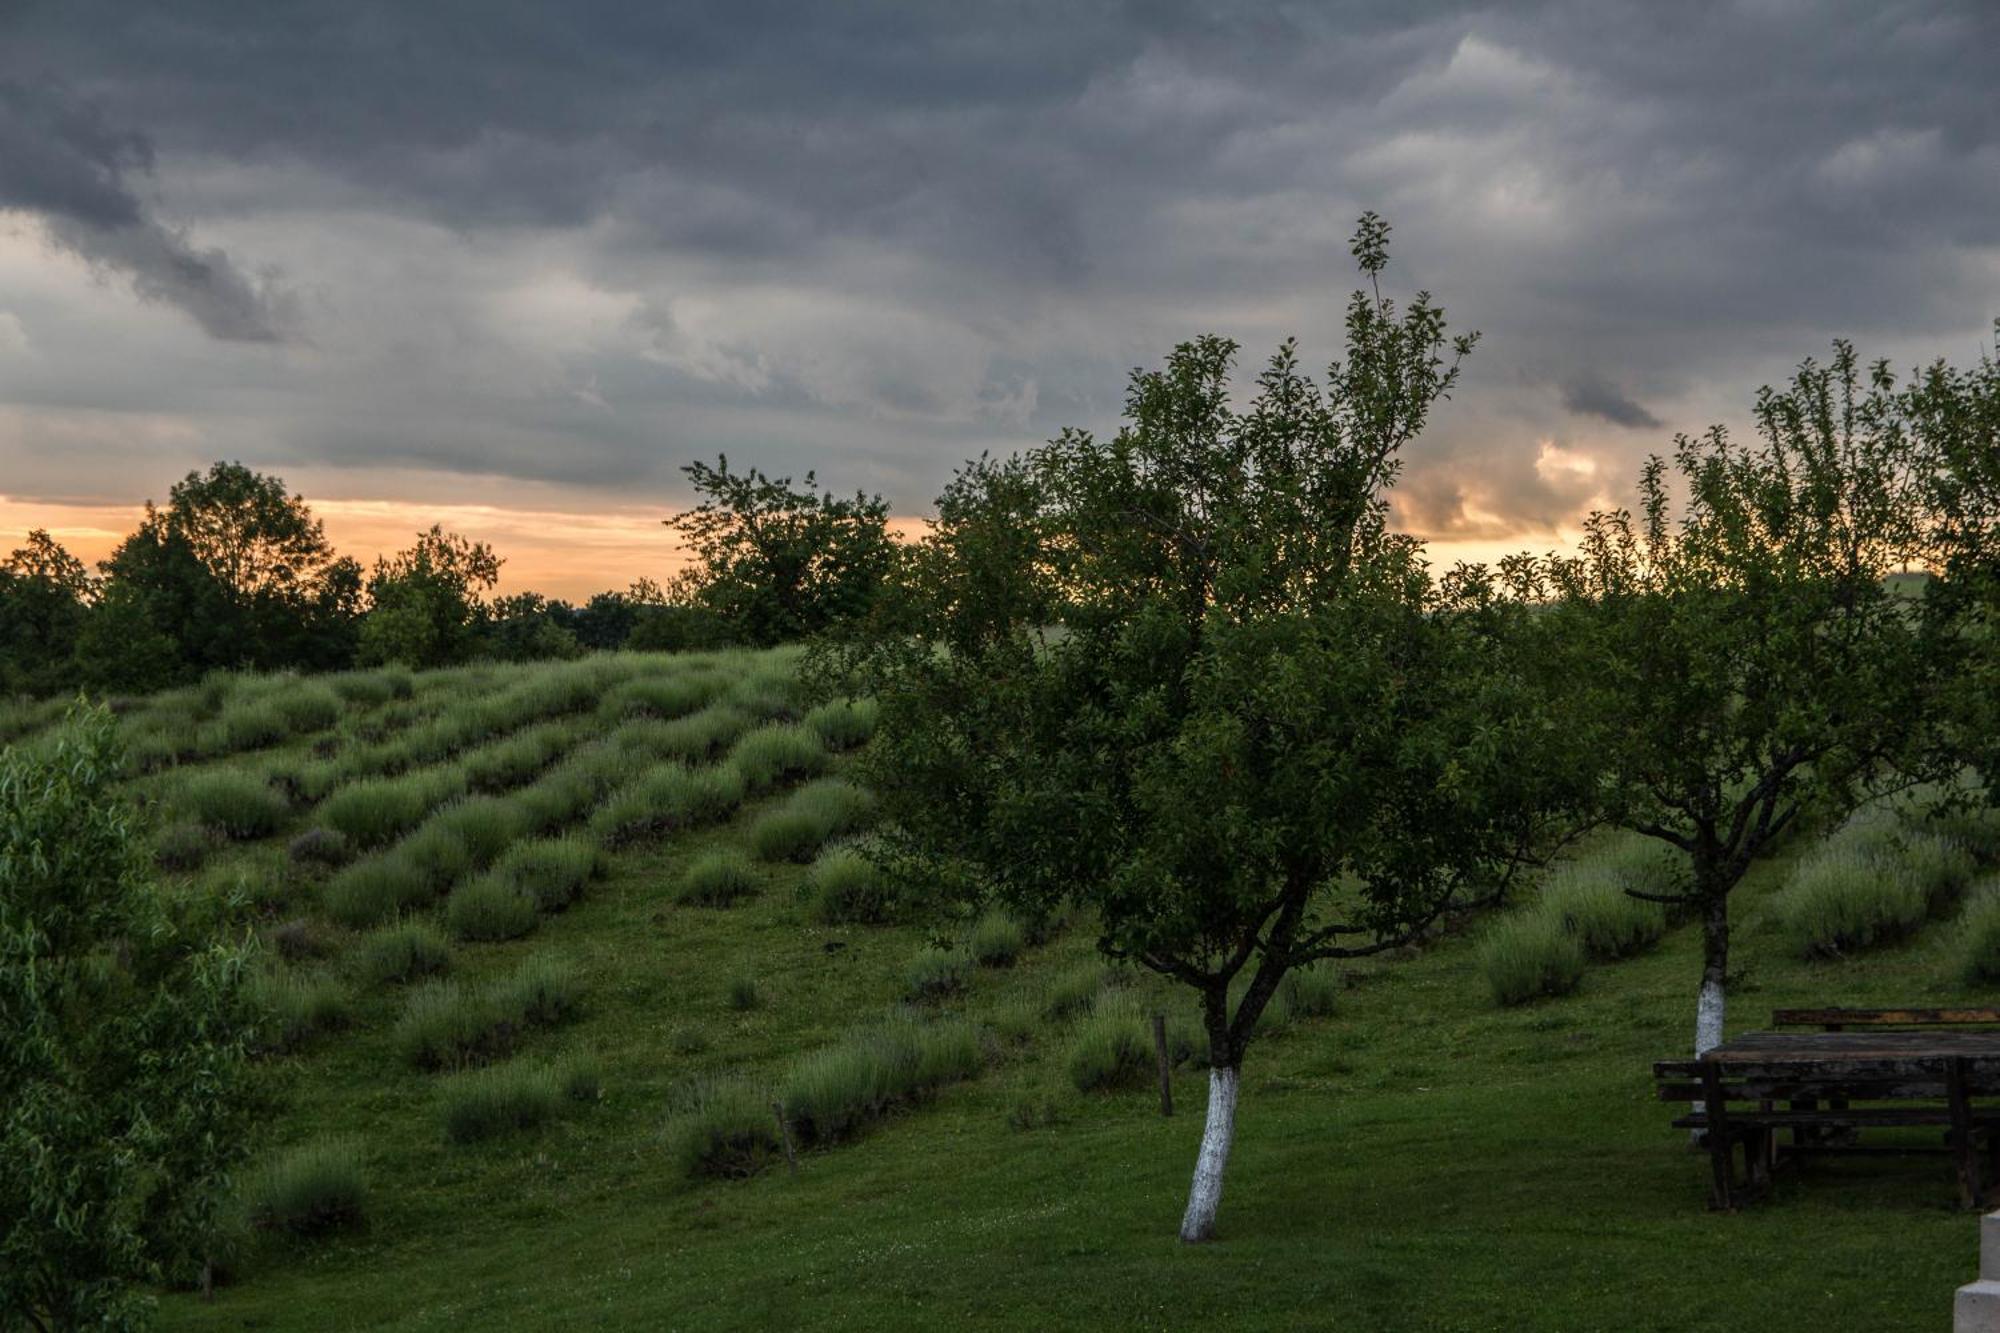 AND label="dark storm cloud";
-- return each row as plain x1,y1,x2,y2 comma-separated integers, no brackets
0,1,1995,526
1561,375,1661,431
0,78,293,342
